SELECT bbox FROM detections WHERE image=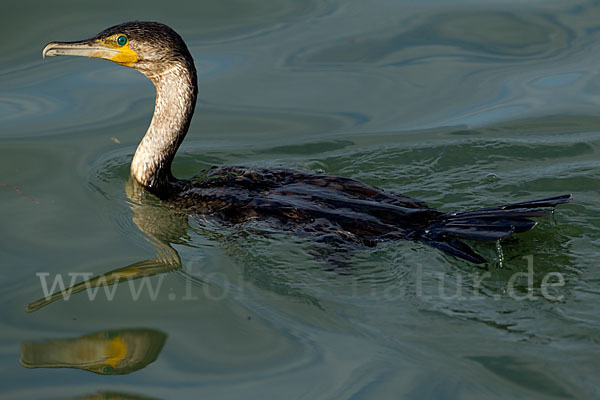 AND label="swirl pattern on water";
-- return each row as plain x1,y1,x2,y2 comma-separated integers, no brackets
3,1,600,398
